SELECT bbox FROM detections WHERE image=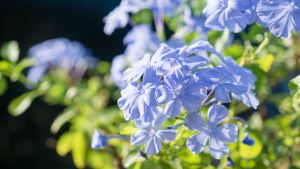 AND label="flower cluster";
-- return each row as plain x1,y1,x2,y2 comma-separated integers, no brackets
105,0,300,38
110,25,183,89
27,38,97,84
203,0,300,38
104,0,183,35
116,40,259,158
